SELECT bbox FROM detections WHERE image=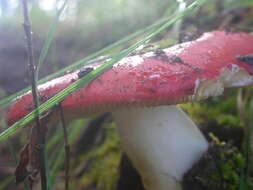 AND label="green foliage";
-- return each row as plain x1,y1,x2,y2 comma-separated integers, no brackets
181,88,253,190
208,133,253,190
0,0,206,142
1,0,253,189
49,119,87,188
225,0,253,8
74,123,121,190
180,91,242,128
209,134,242,190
